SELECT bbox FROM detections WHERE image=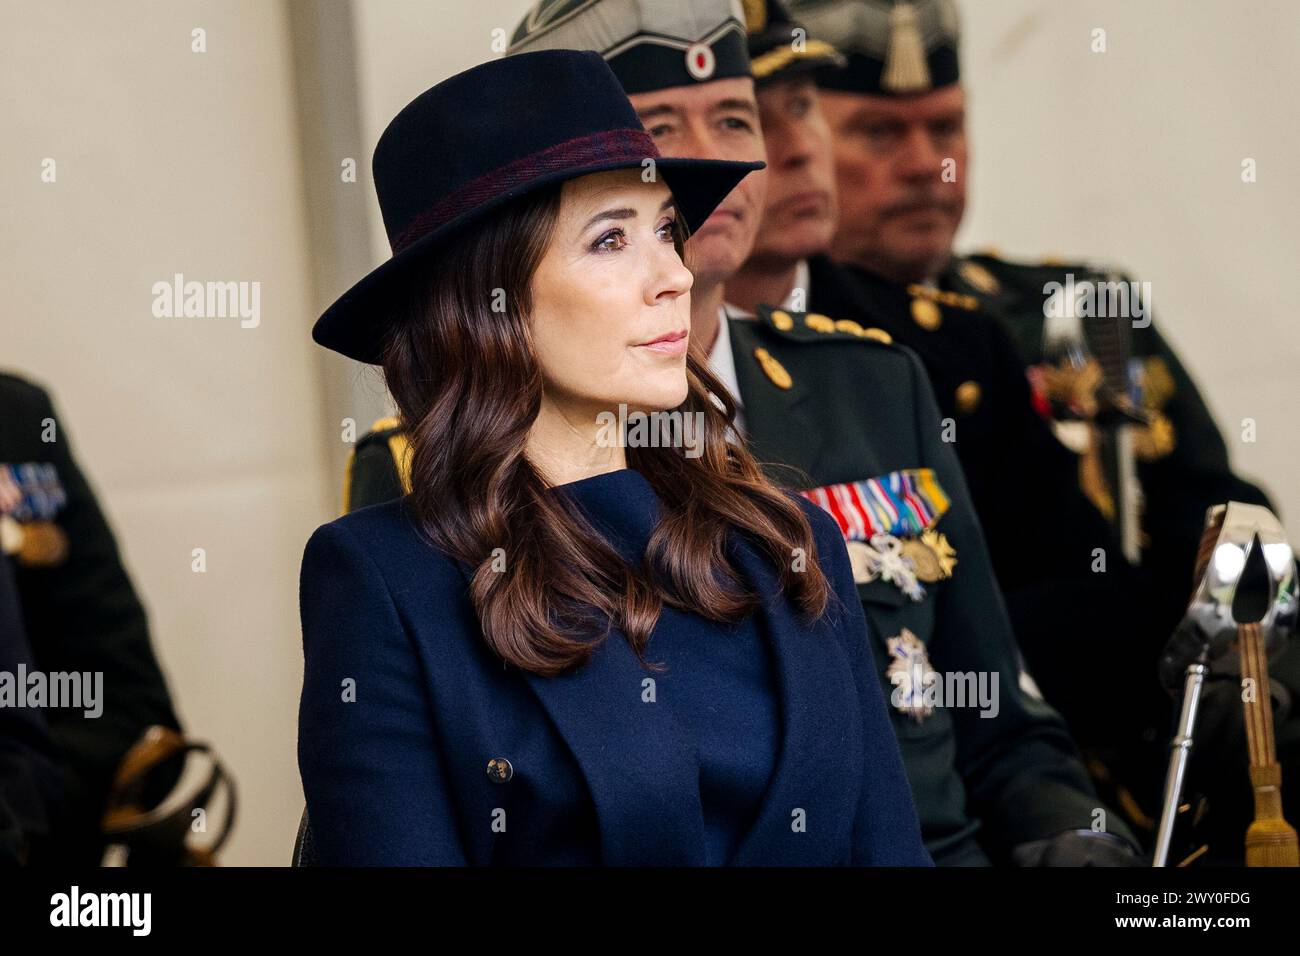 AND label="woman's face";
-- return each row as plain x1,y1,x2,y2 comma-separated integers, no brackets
529,168,694,420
